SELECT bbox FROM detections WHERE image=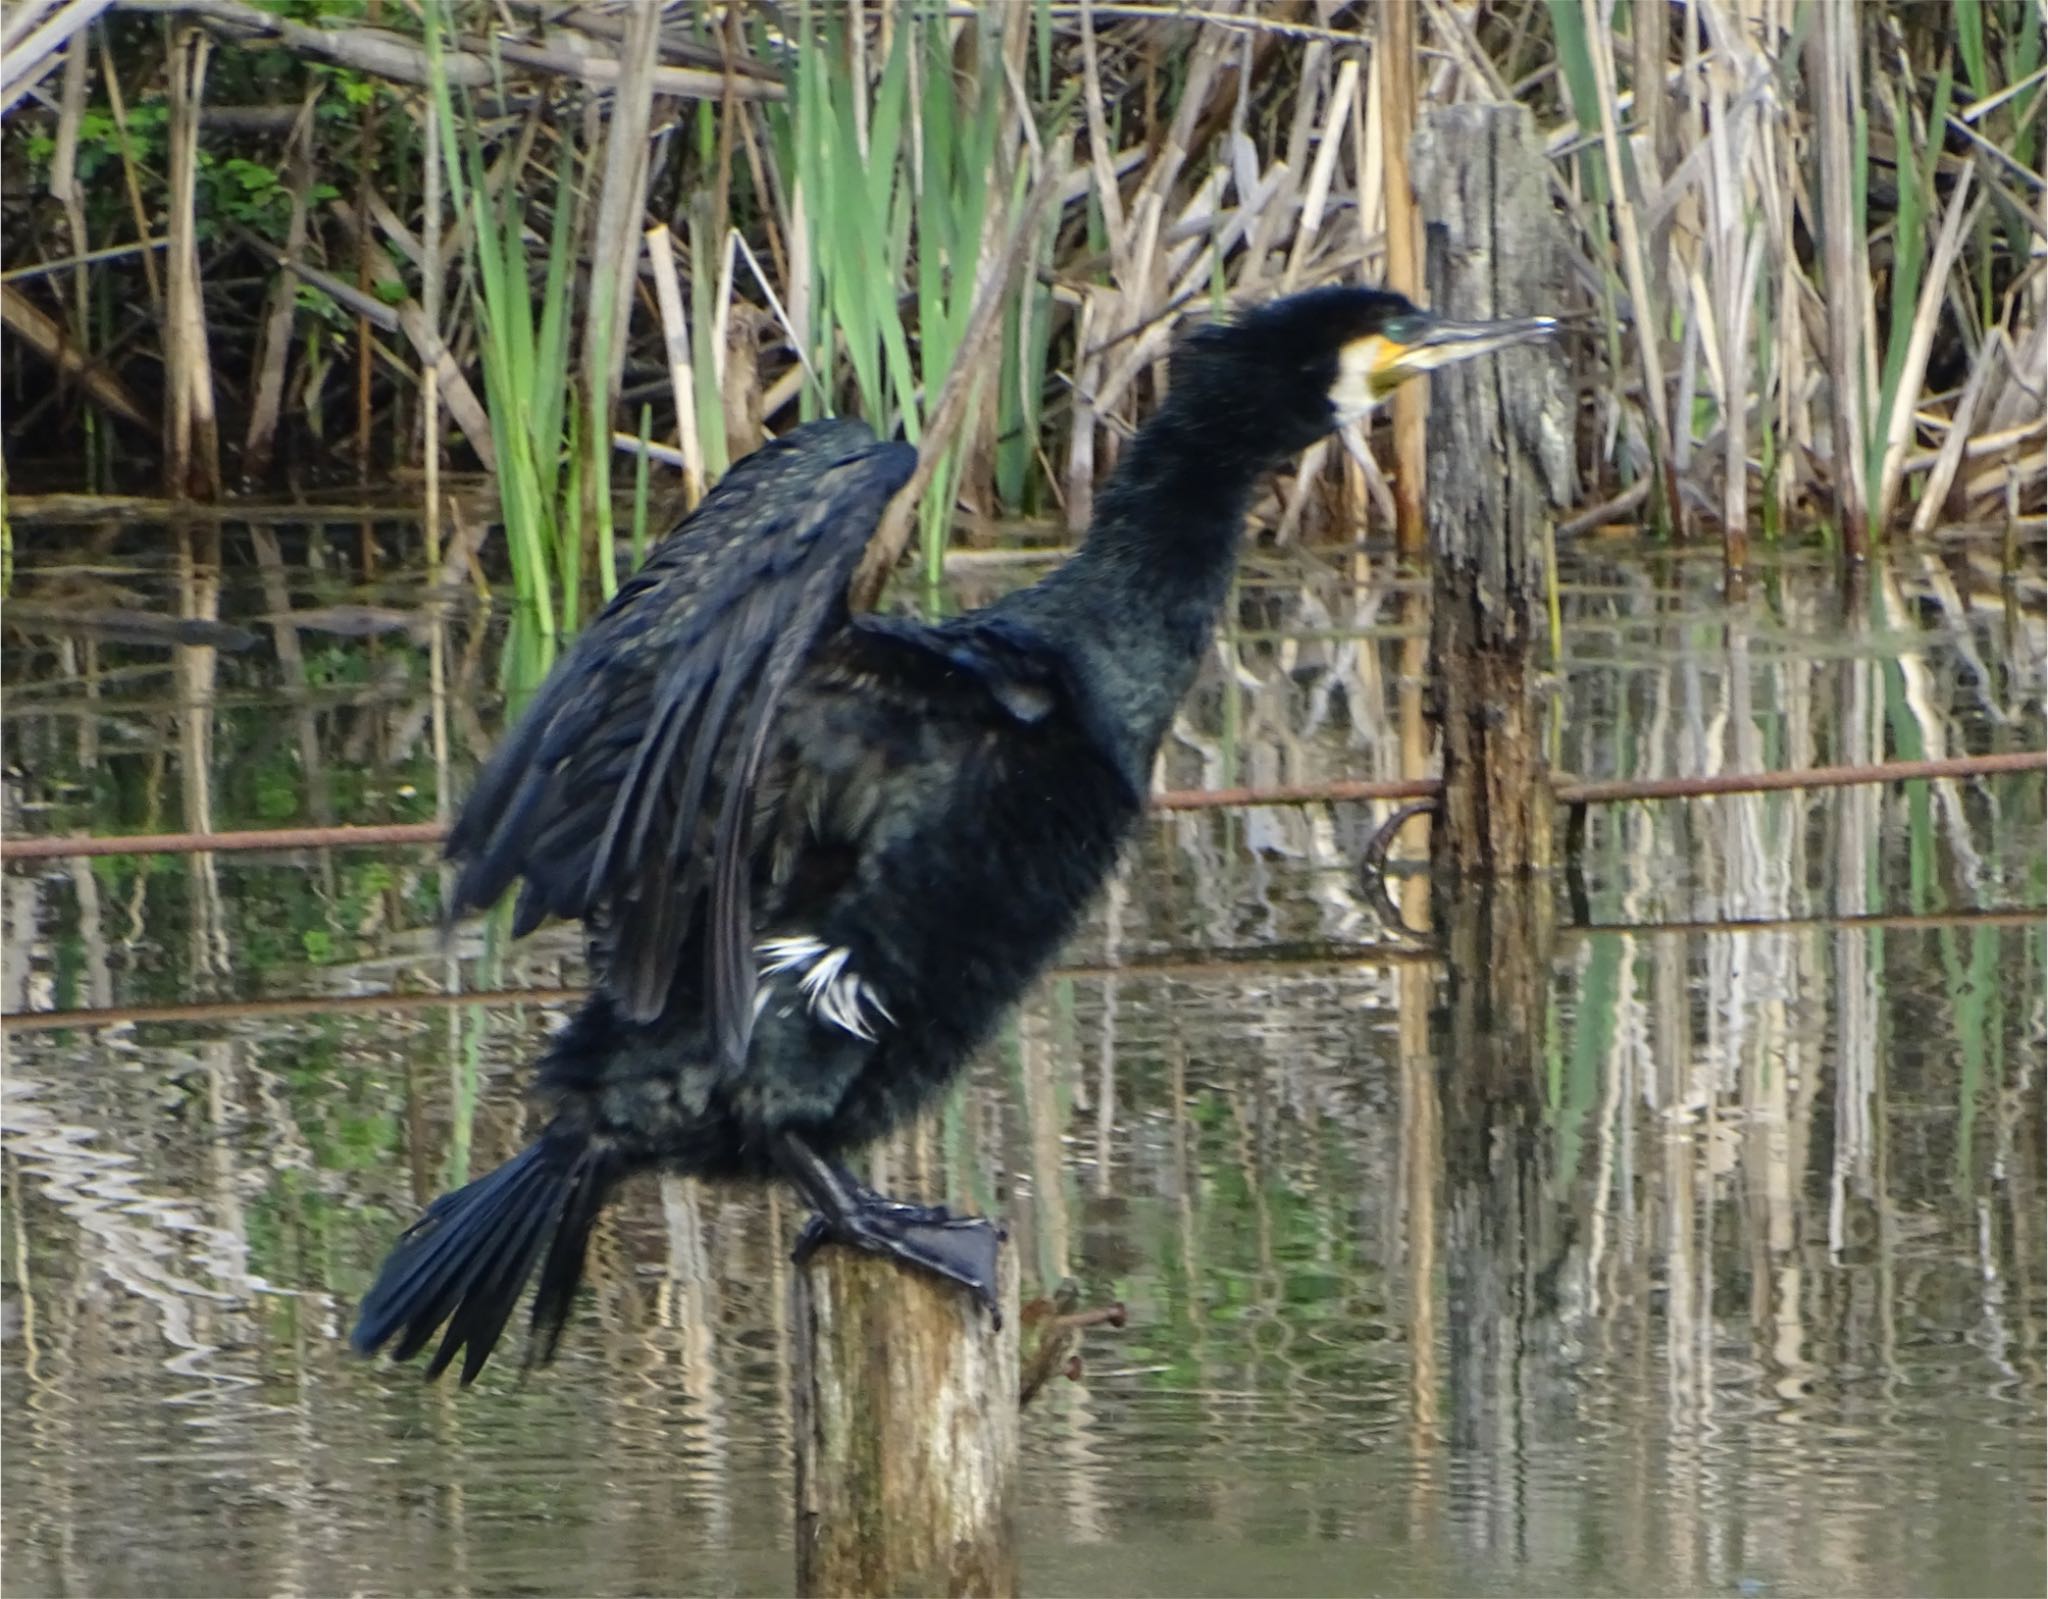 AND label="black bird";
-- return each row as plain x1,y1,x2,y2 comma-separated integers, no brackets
352,286,1555,1382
